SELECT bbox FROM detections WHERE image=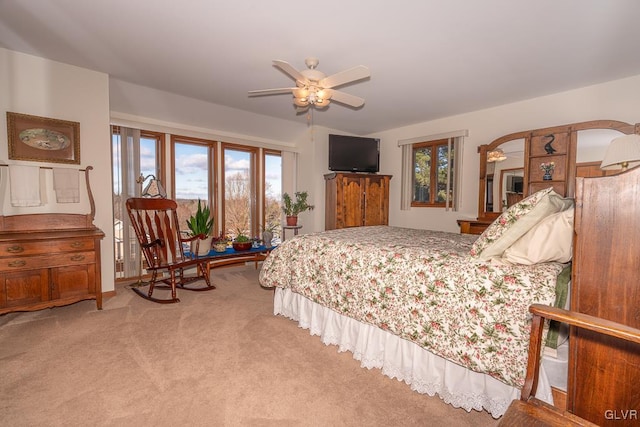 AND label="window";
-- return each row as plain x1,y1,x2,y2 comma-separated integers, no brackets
111,127,284,281
412,138,455,207
263,150,282,243
399,130,466,211
172,136,215,236
112,126,164,279
223,144,256,239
